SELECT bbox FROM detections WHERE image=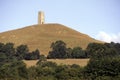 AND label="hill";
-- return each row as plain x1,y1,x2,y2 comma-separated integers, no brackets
0,23,102,55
